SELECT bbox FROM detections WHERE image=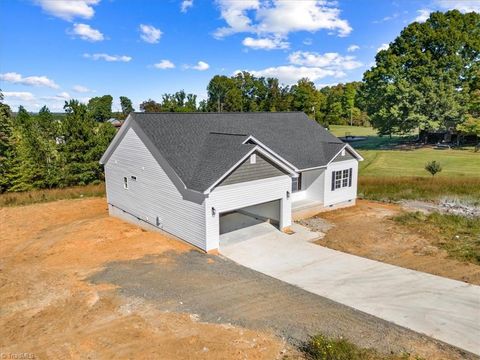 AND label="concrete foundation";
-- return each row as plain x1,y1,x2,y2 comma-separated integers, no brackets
292,199,356,221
